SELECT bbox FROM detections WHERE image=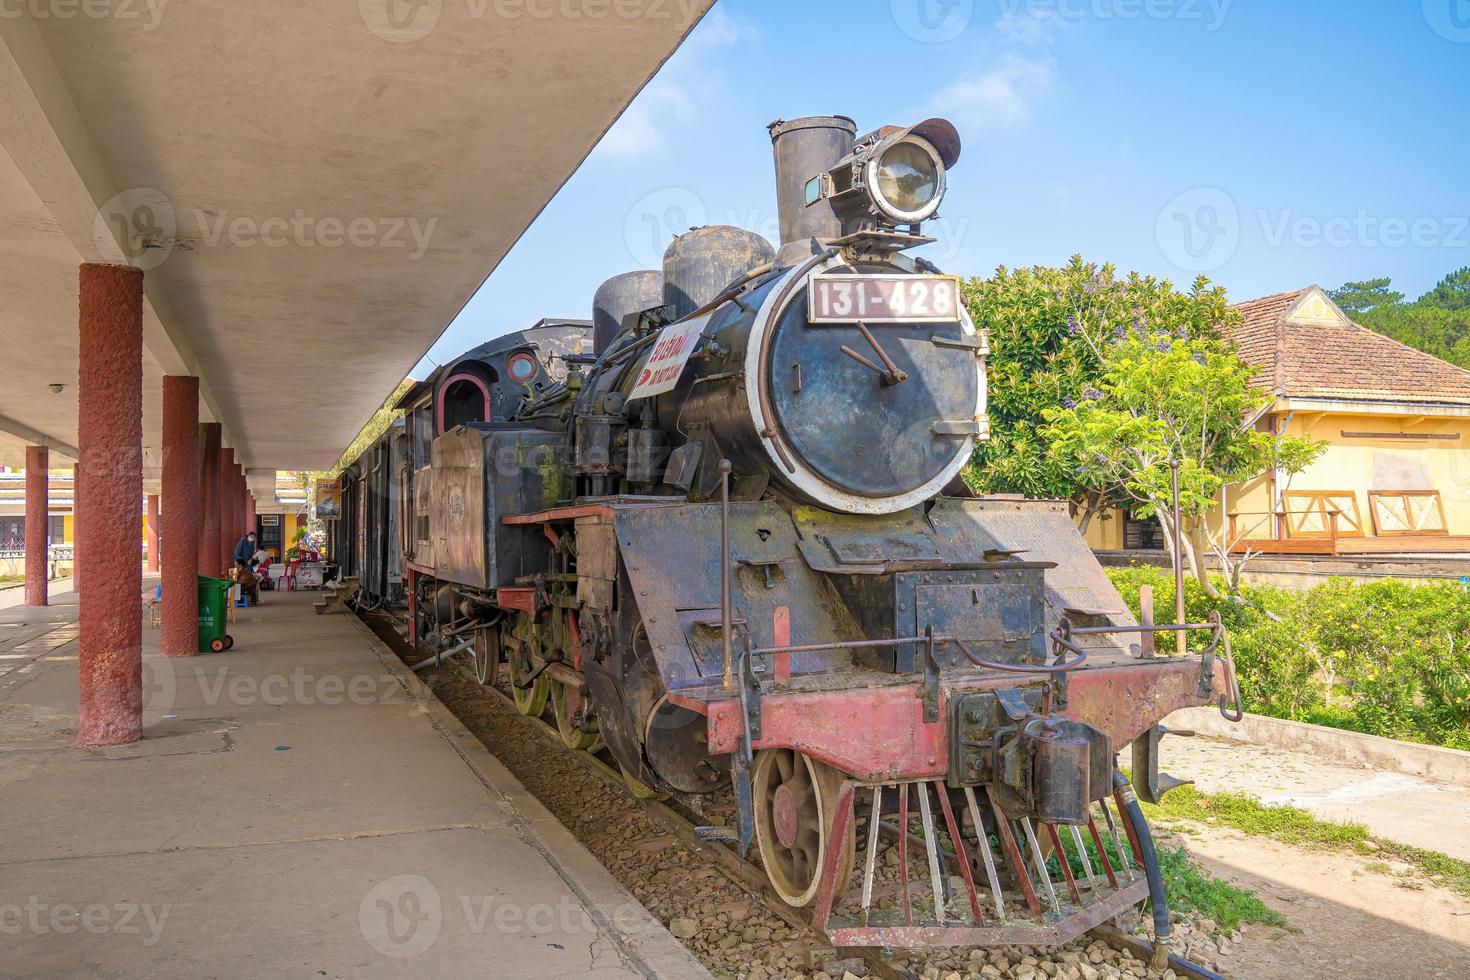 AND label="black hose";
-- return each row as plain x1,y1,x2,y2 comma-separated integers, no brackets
1114,770,1172,966
1091,927,1229,980
1169,955,1229,980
